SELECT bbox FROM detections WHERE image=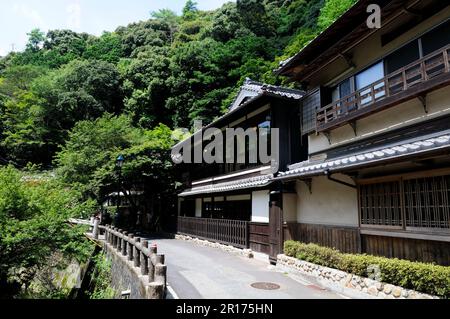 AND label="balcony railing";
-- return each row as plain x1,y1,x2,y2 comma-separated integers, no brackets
316,44,450,132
